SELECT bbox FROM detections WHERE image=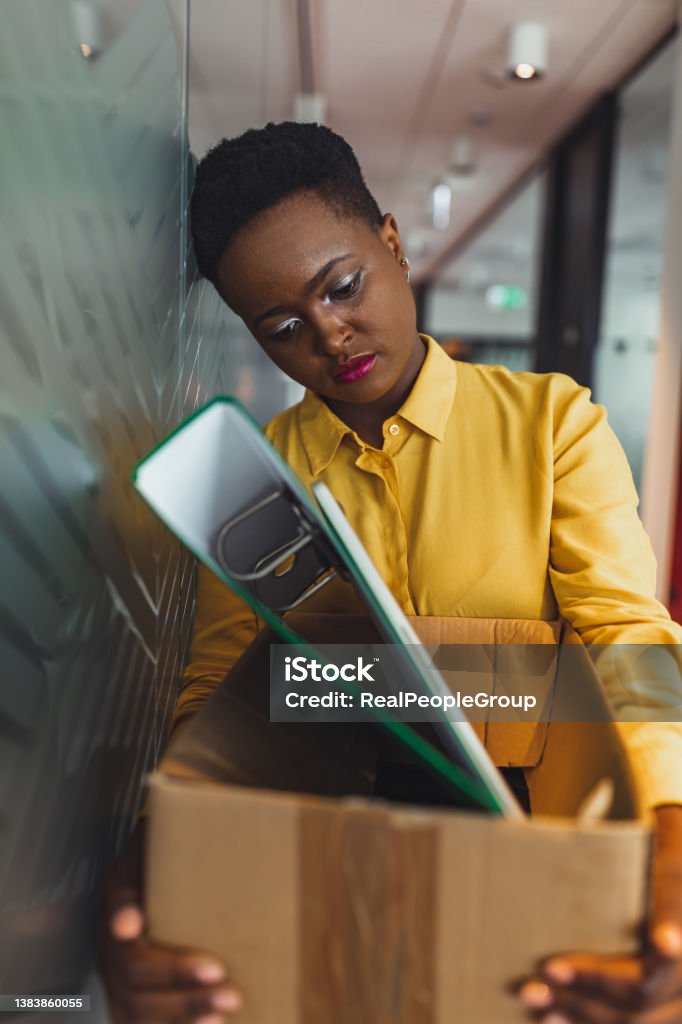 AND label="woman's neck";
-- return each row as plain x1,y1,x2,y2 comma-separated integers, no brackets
324,333,426,449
